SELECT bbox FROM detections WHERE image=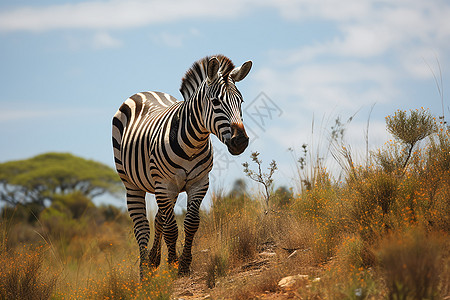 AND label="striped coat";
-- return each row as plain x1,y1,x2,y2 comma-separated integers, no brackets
112,55,252,277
